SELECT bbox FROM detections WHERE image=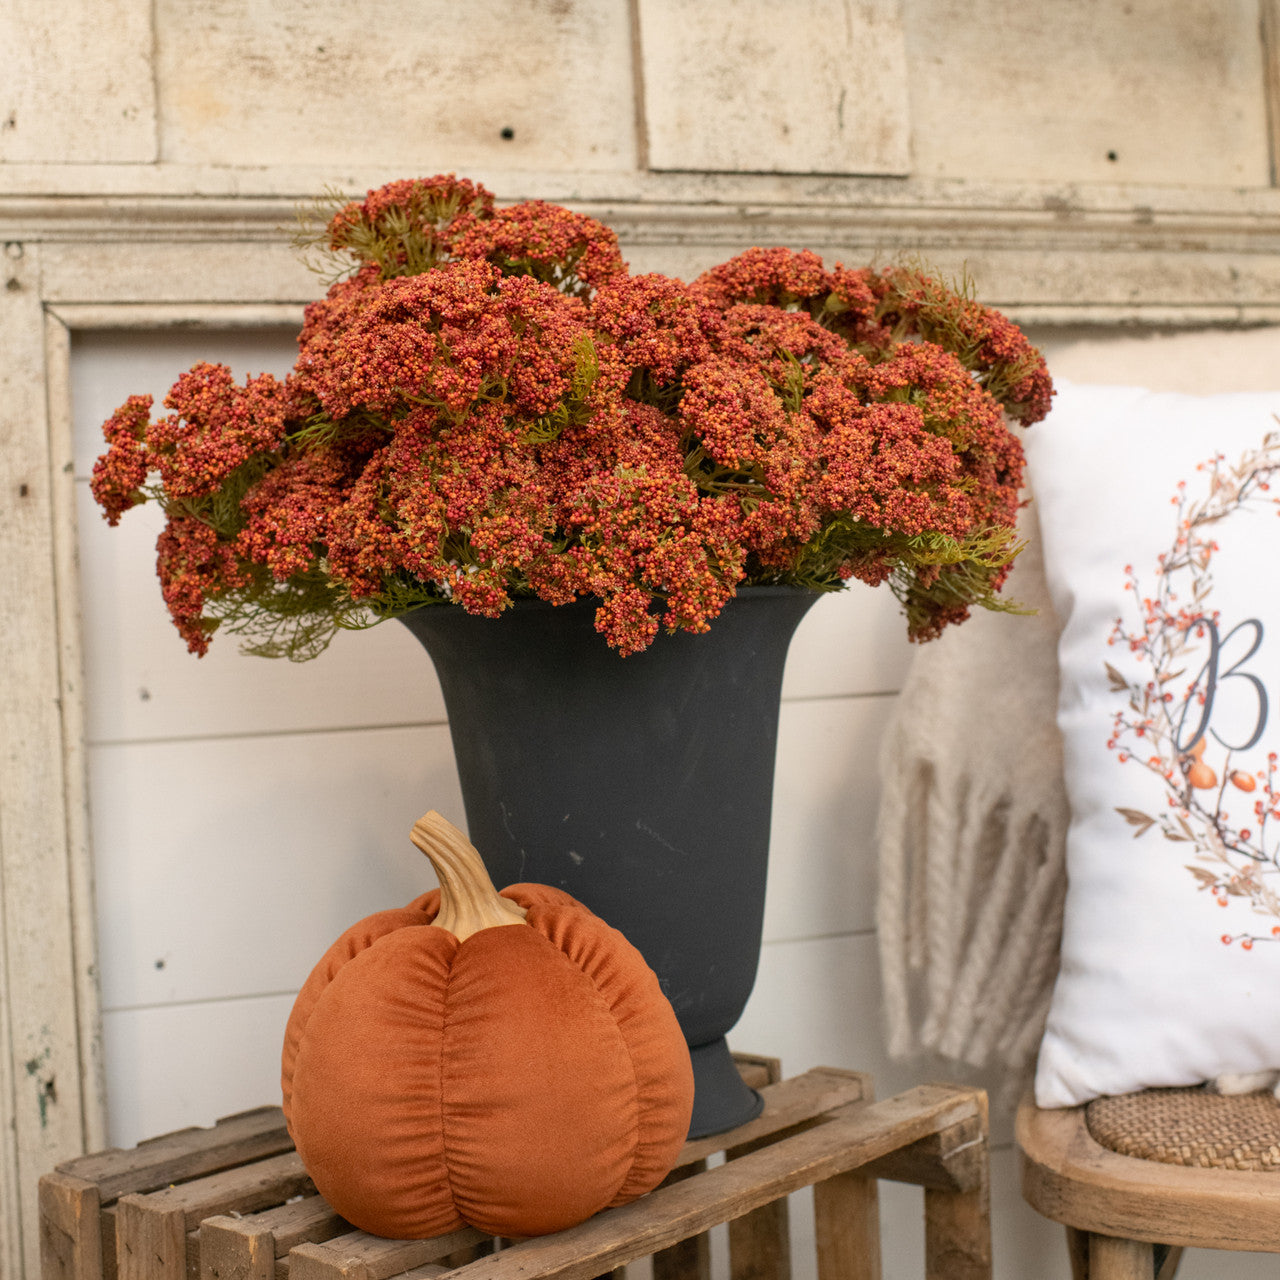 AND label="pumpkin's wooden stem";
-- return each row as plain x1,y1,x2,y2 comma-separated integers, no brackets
410,811,529,941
